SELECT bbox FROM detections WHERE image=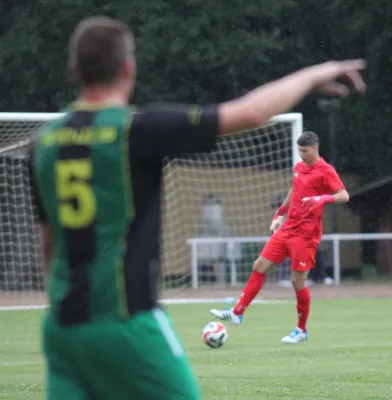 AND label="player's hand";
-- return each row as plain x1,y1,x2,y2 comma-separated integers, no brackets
302,195,334,211
309,60,366,96
269,215,284,234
